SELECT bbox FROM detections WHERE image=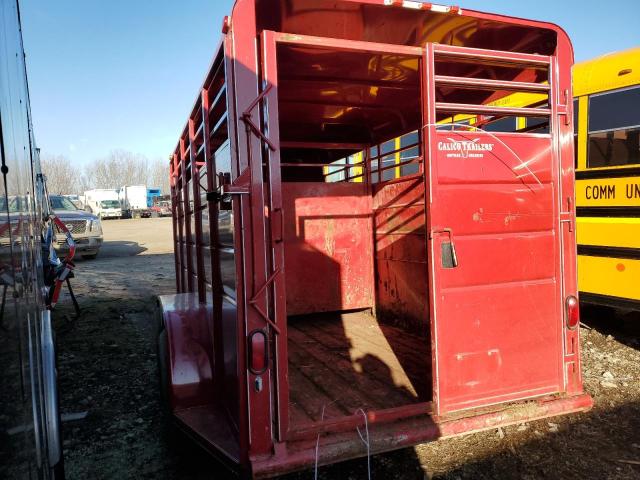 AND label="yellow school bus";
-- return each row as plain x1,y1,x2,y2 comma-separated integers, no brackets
574,47,640,310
